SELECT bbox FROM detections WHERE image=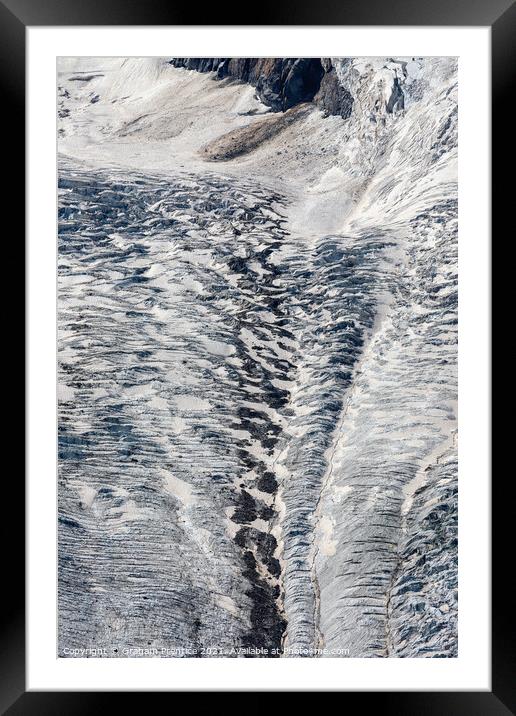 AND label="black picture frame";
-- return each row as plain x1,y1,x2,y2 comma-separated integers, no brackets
3,0,509,709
